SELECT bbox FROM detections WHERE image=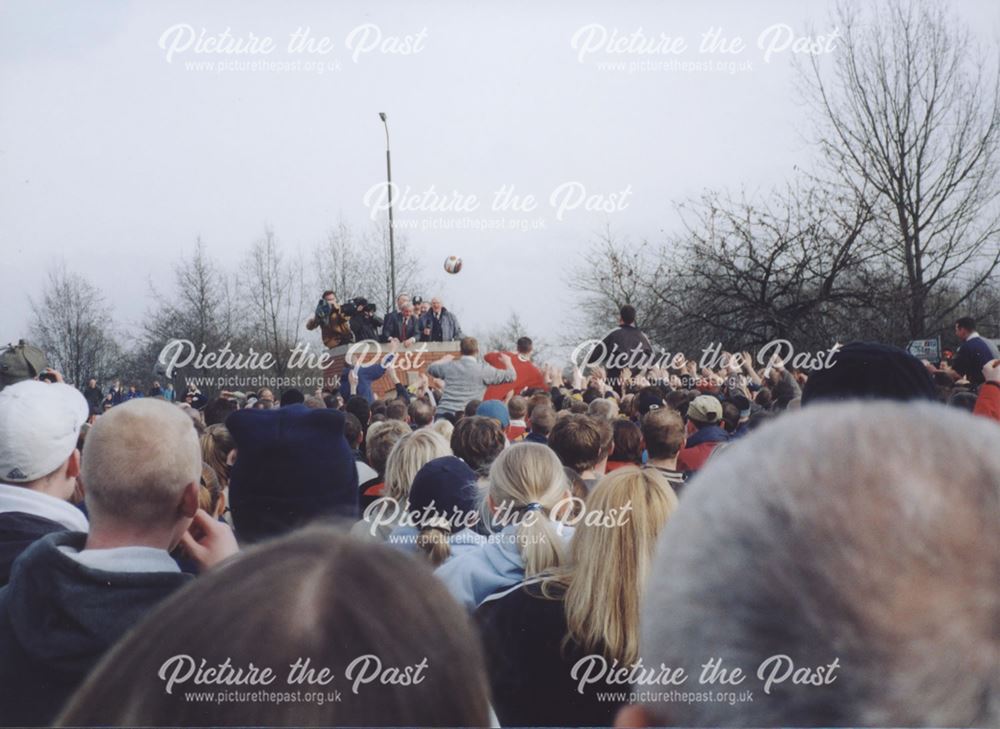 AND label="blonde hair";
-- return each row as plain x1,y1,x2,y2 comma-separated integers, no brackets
488,443,571,578
416,525,453,567
384,429,451,504
82,399,201,529
548,466,677,664
429,417,454,442
200,424,235,489
198,462,226,518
